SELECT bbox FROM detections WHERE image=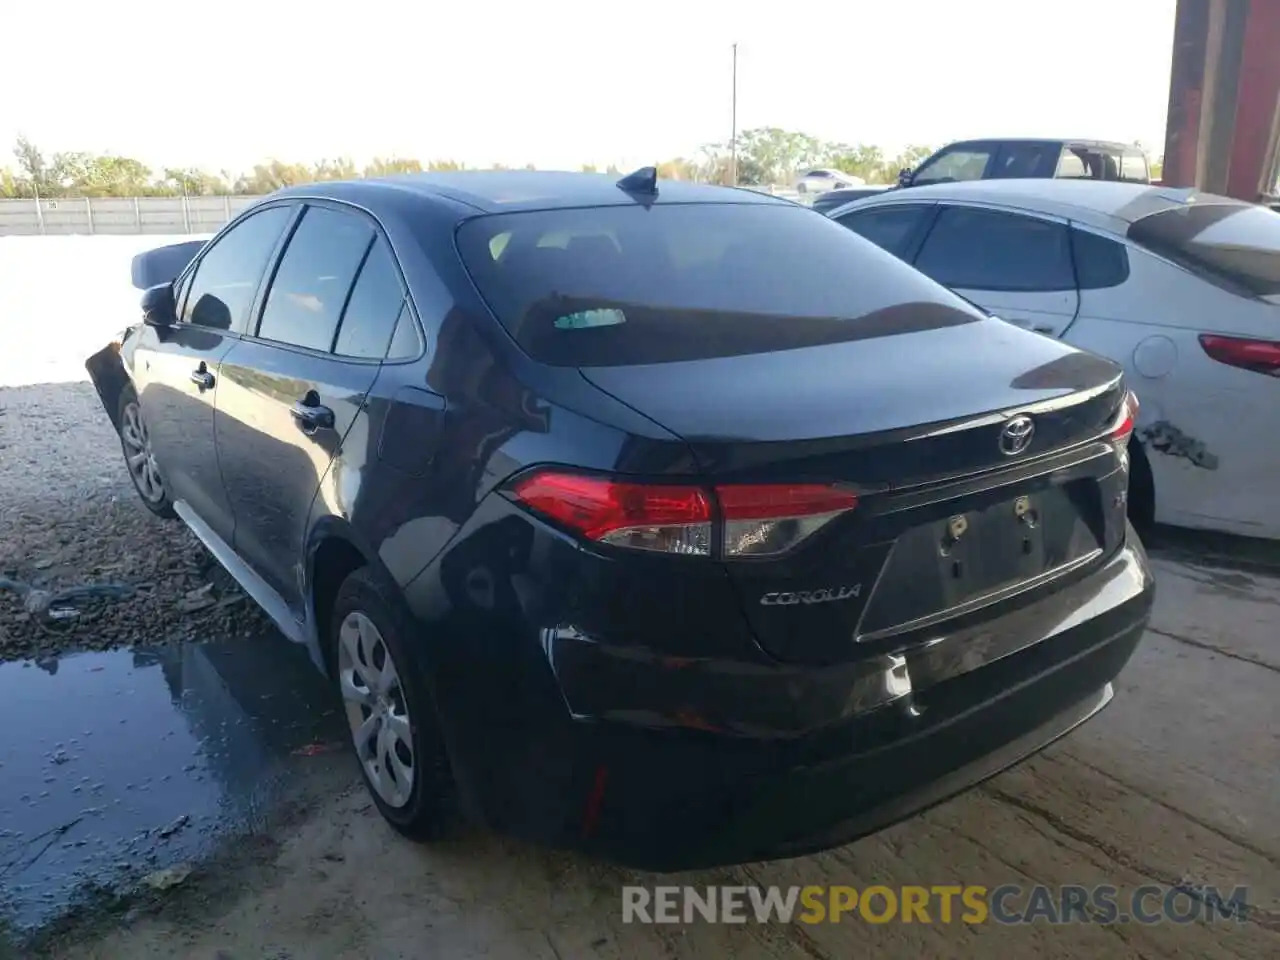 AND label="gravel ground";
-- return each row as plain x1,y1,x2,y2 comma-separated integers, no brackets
0,381,270,663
